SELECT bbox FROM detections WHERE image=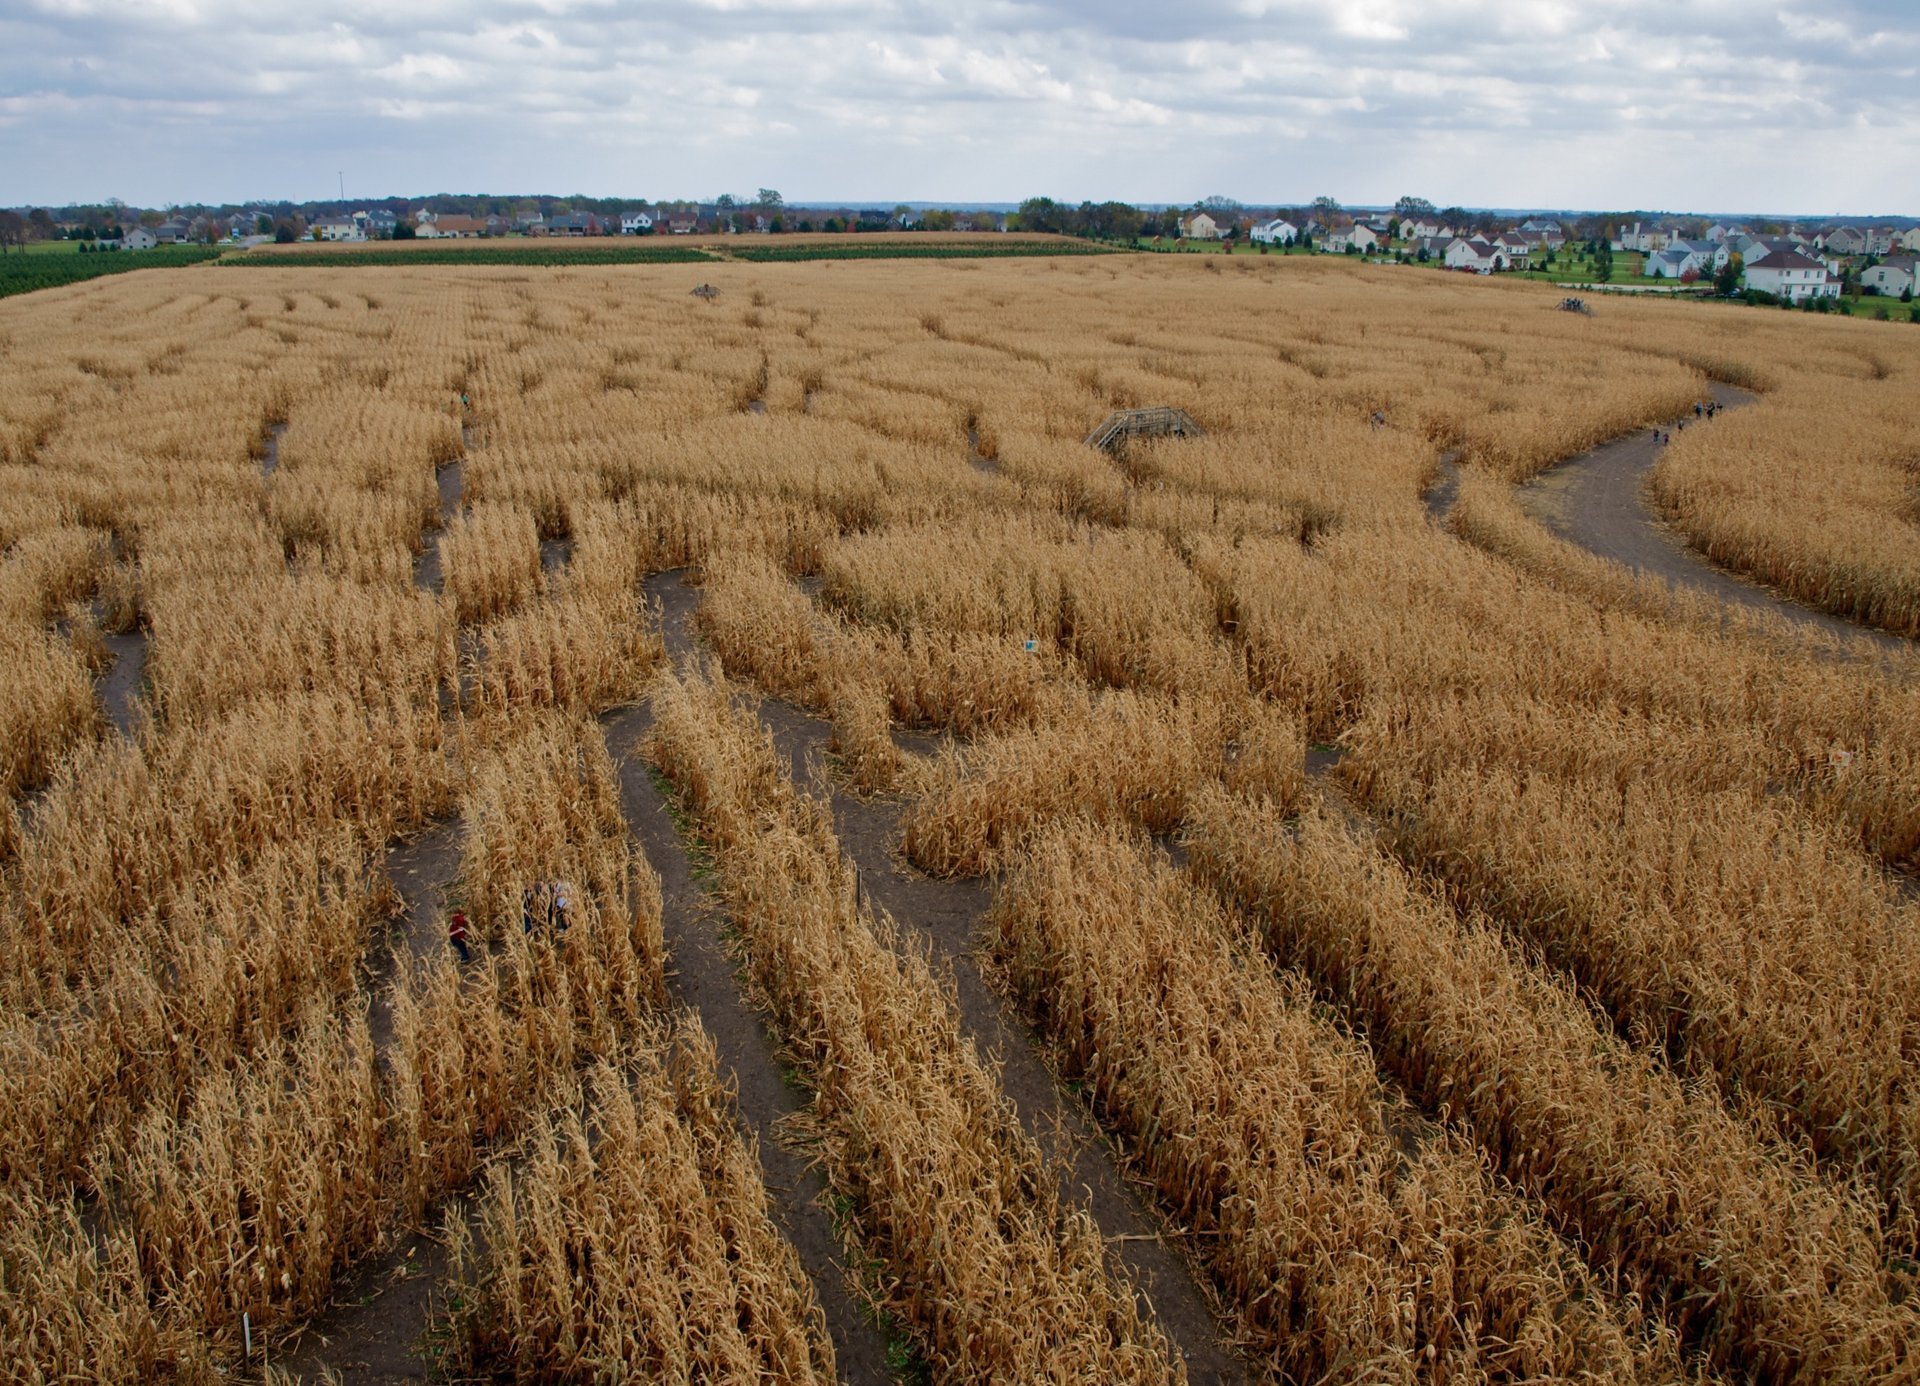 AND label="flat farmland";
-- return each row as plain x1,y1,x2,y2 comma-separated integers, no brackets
2,254,1917,1383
